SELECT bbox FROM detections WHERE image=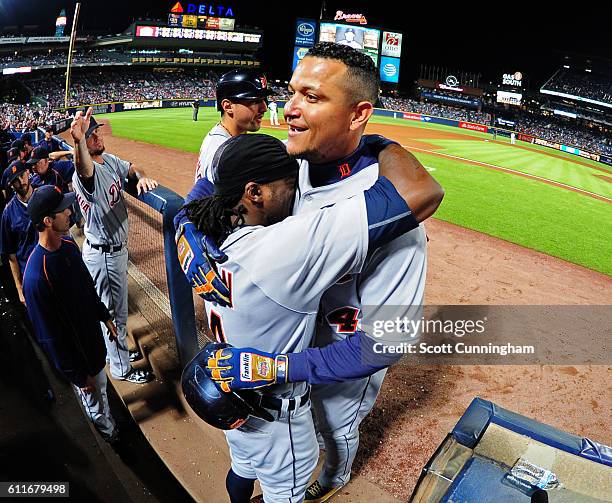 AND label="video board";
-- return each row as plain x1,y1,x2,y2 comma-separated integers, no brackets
318,22,380,65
